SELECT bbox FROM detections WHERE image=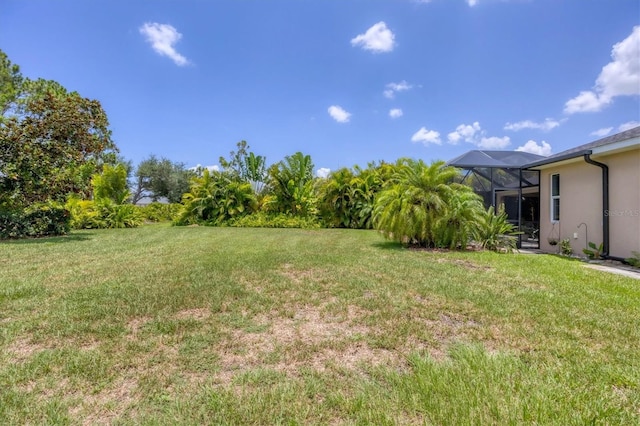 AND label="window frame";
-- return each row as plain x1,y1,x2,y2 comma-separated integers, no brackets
550,173,560,222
